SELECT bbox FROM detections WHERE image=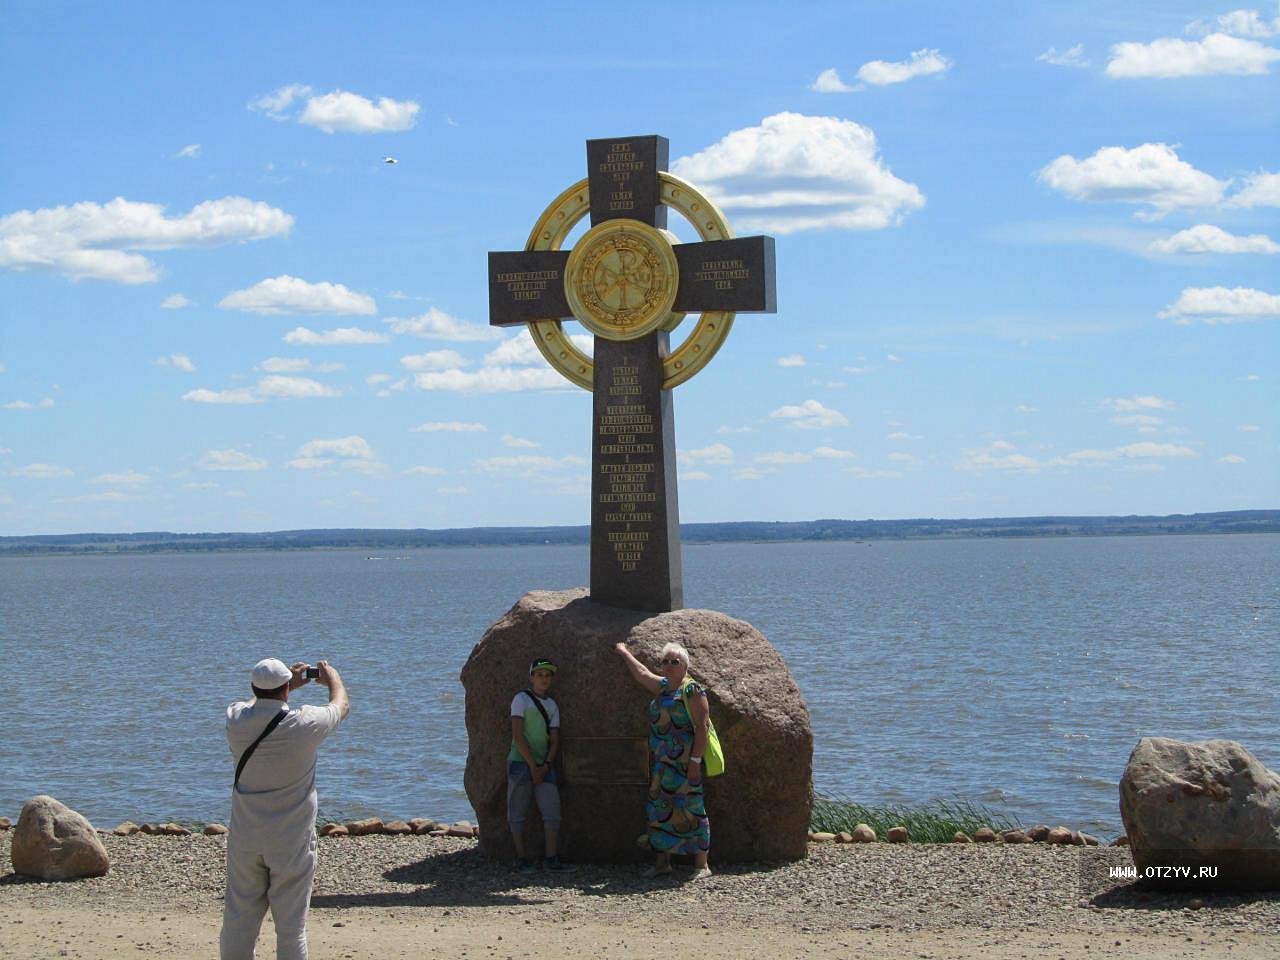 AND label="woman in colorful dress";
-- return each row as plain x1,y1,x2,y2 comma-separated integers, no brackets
613,640,712,880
